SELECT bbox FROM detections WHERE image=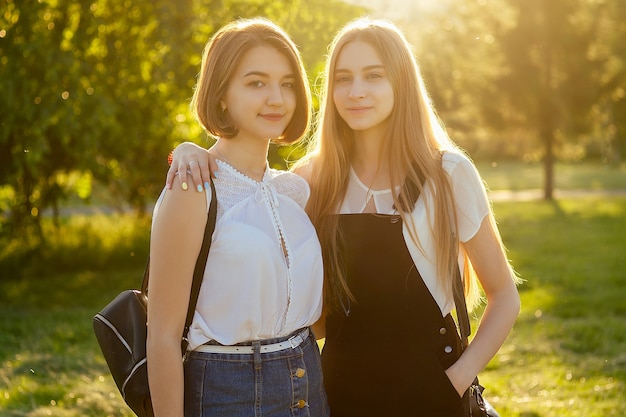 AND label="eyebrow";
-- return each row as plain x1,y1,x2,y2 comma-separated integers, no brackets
334,64,385,73
243,71,296,79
